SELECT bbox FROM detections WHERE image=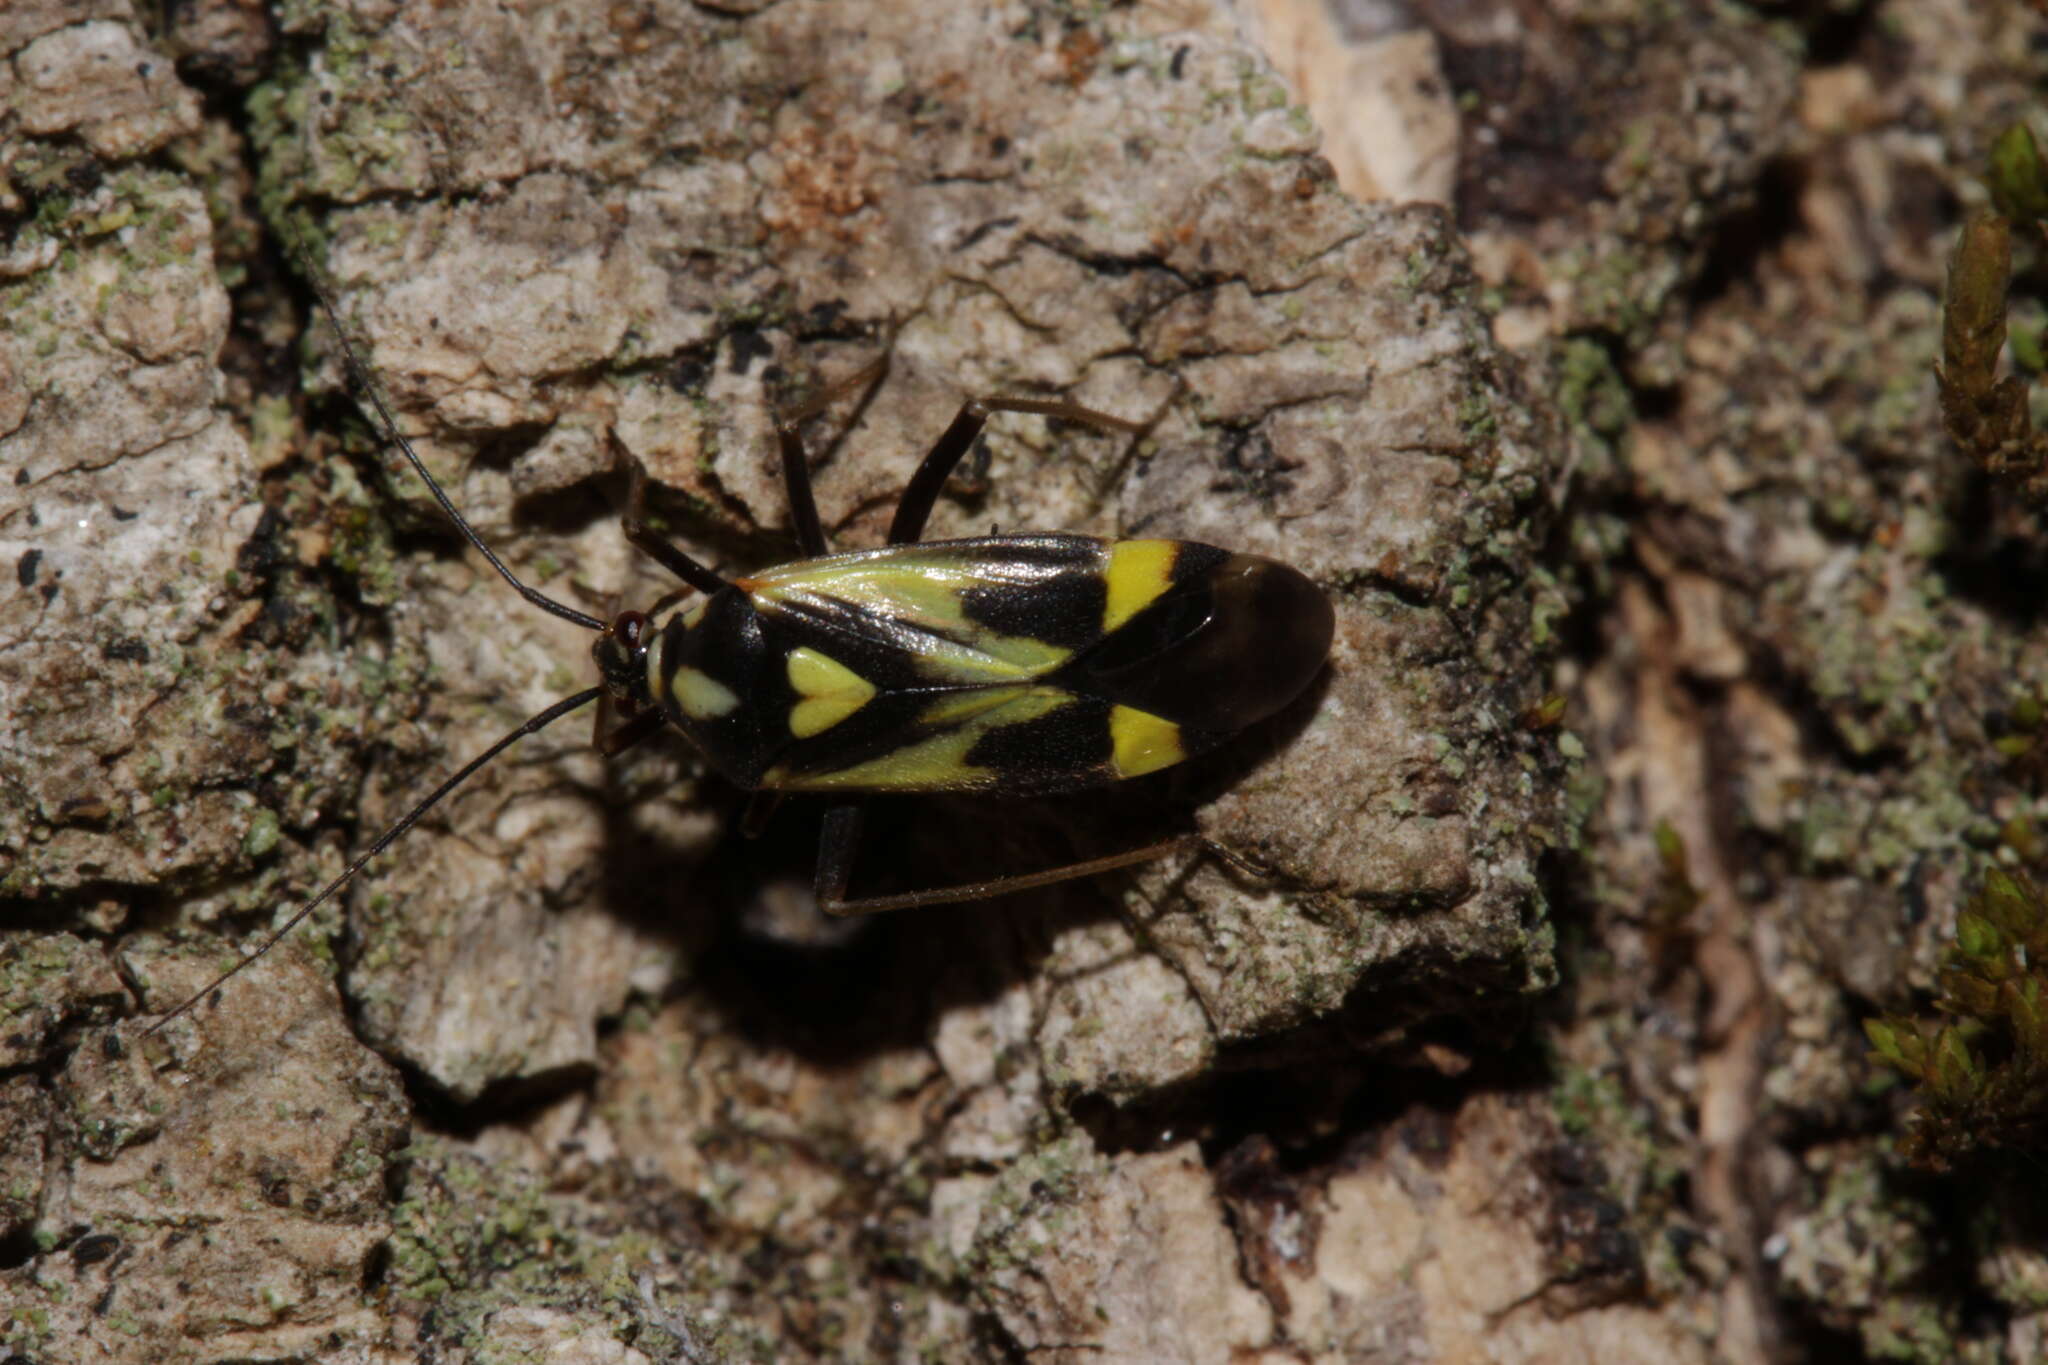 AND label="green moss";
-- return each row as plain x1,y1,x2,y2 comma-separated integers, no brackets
1648,821,1701,929
1938,126,2048,505
1867,868,2048,1168
322,456,403,606
1551,1064,1629,1137
1456,389,1499,441
1553,335,1635,485
1988,123,2048,226
1557,244,1673,346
